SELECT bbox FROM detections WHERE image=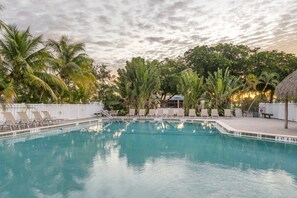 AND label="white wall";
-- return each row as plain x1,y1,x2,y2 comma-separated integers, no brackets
0,103,103,122
260,103,297,121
